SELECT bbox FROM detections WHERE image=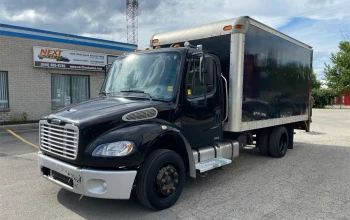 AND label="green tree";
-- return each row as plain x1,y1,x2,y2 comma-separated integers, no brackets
324,41,350,94
311,71,321,90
